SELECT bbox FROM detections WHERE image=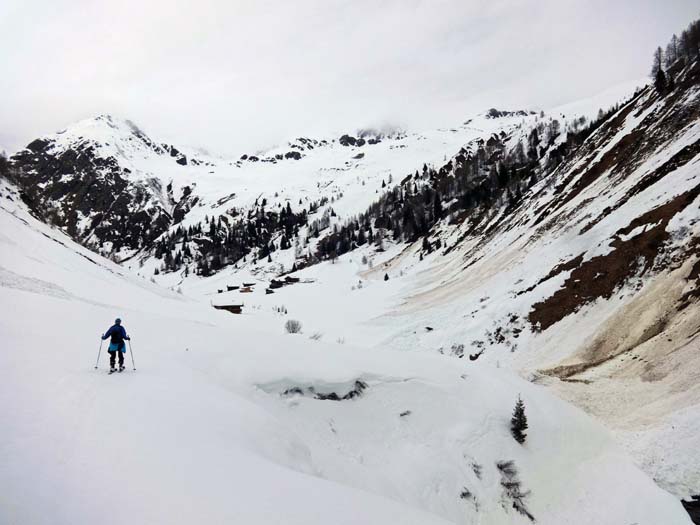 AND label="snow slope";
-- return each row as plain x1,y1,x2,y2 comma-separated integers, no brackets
4,59,699,523
0,175,690,523
549,77,649,121
335,60,700,498
160,60,700,507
